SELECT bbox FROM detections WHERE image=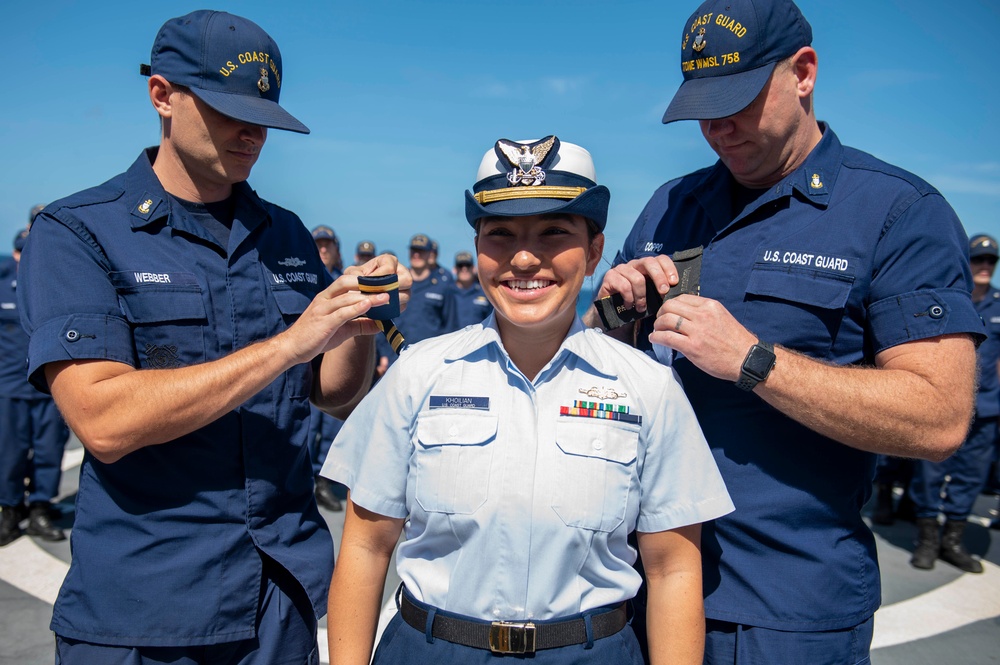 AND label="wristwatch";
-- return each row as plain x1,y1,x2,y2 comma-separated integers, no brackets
736,340,776,392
